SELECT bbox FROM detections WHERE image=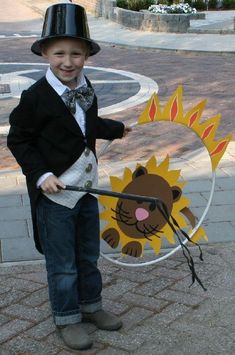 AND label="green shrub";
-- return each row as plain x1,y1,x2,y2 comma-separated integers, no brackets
158,0,169,4
117,0,155,11
127,0,155,11
222,0,235,9
208,0,218,8
193,0,207,10
185,0,193,5
116,0,214,11
116,0,128,9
